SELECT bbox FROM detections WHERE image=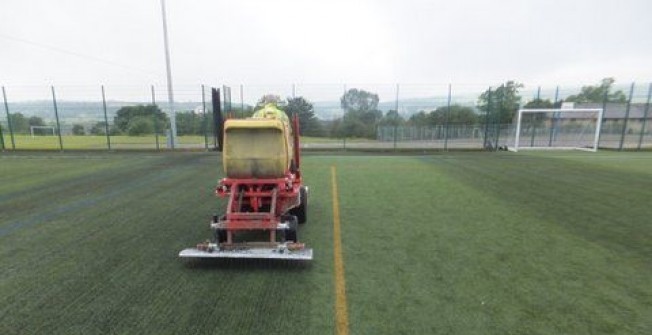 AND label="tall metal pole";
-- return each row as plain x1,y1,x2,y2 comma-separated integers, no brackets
51,86,64,151
101,85,111,150
637,83,651,150
618,82,635,151
2,87,16,150
160,0,176,149
292,83,296,99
